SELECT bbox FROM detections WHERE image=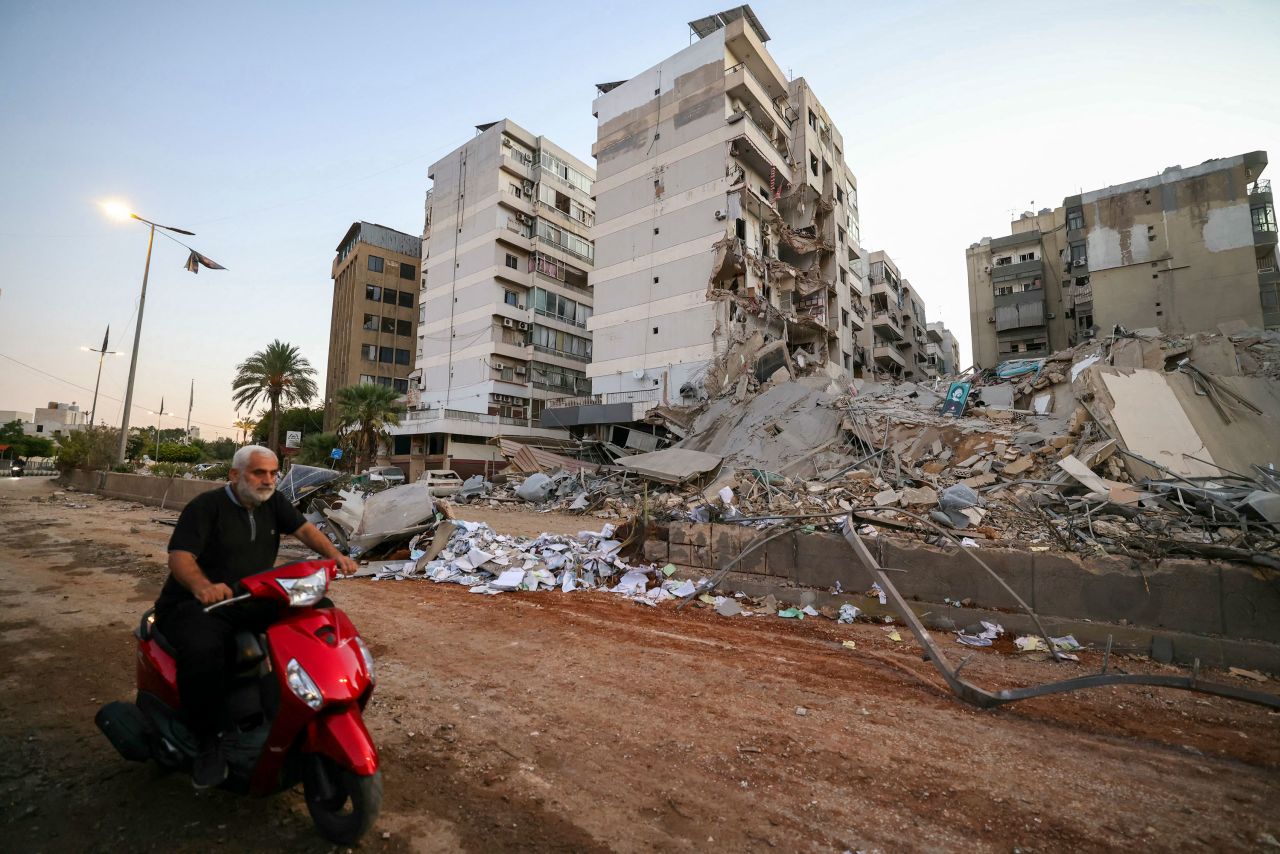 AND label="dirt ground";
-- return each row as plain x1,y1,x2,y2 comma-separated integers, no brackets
2,476,1278,853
